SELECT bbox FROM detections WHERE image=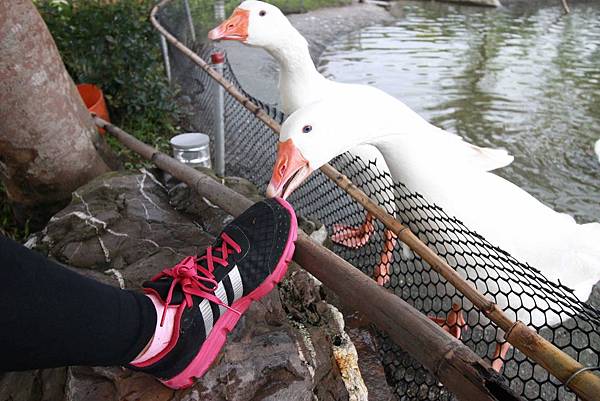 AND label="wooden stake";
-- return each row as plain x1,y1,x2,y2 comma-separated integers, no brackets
148,4,600,399
95,116,522,401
